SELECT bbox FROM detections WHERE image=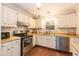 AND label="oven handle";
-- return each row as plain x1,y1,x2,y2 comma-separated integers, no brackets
23,37,32,41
